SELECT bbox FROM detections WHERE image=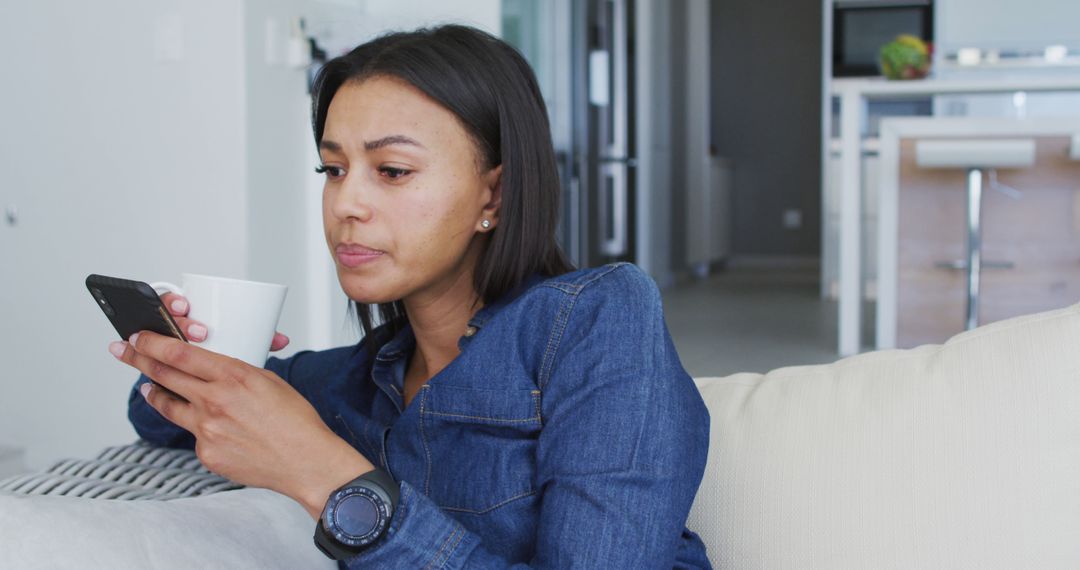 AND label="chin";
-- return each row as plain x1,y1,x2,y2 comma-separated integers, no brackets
336,270,401,305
